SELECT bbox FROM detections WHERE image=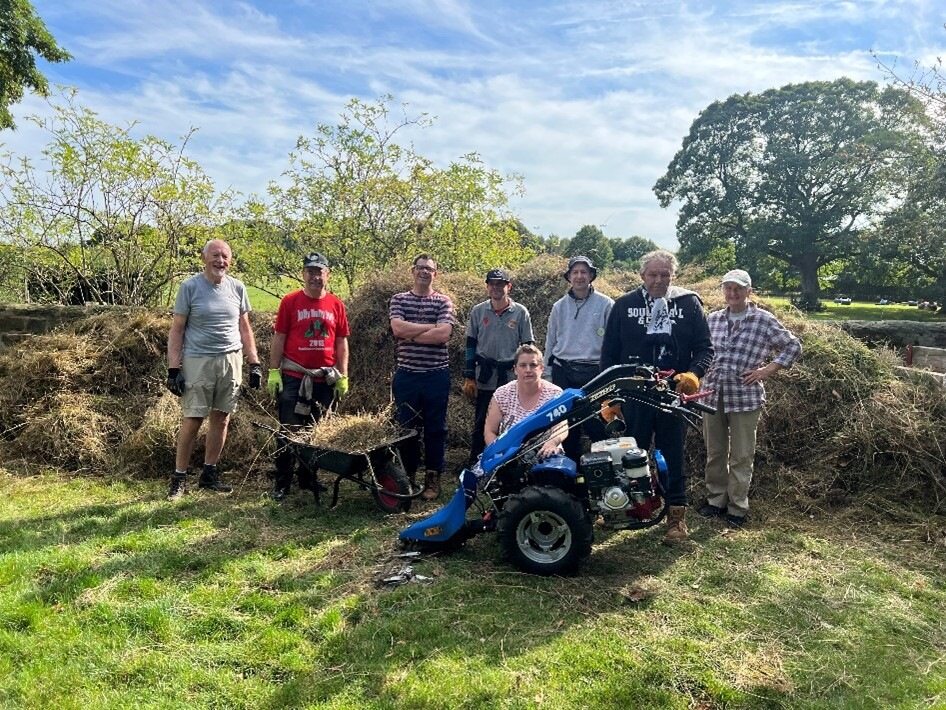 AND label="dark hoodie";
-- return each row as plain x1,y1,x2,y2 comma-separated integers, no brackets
600,285,714,376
